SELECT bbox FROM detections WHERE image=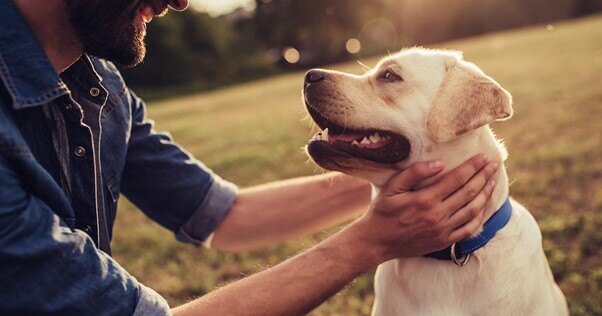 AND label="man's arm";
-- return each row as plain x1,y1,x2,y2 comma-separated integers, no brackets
120,88,369,250
211,172,371,252
174,155,498,315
